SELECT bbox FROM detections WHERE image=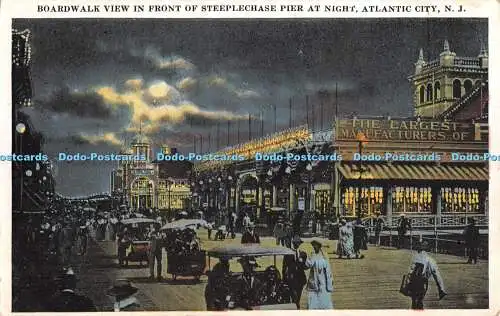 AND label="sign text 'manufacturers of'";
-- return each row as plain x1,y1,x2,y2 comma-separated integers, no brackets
335,119,488,142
